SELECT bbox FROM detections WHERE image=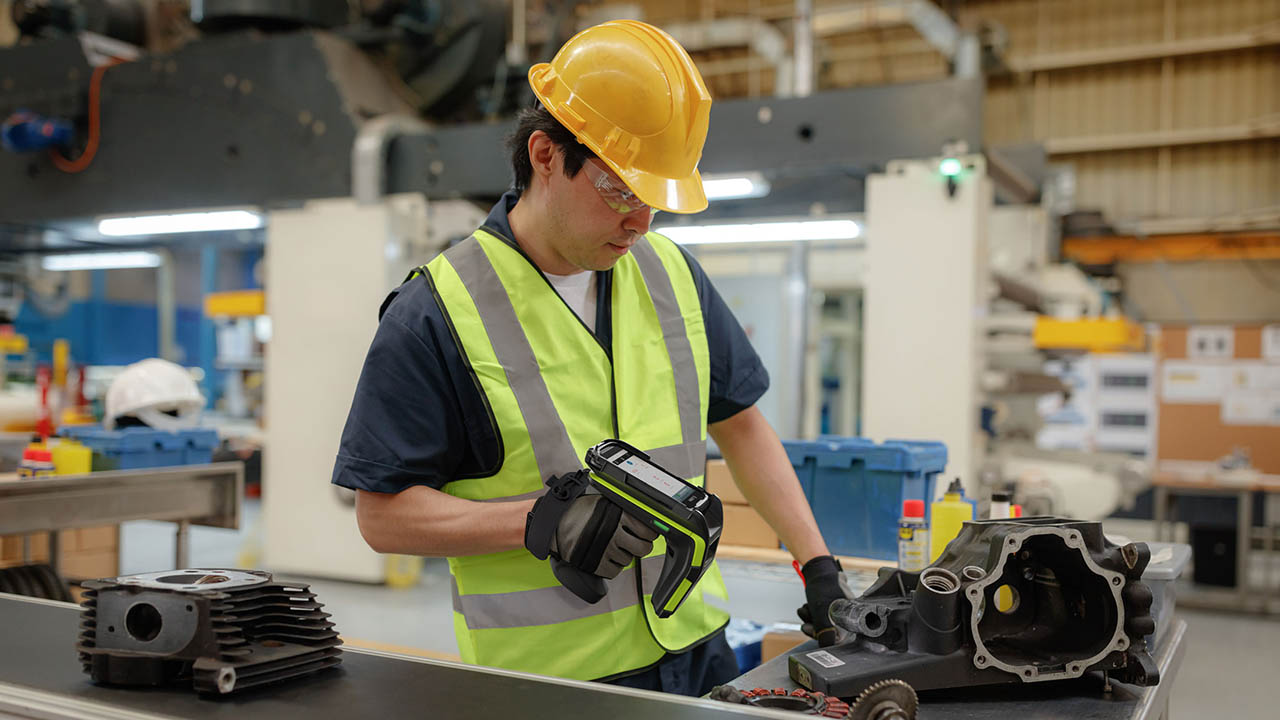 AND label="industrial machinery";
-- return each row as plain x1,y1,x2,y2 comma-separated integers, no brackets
789,517,1159,699
0,0,999,588
76,568,341,695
